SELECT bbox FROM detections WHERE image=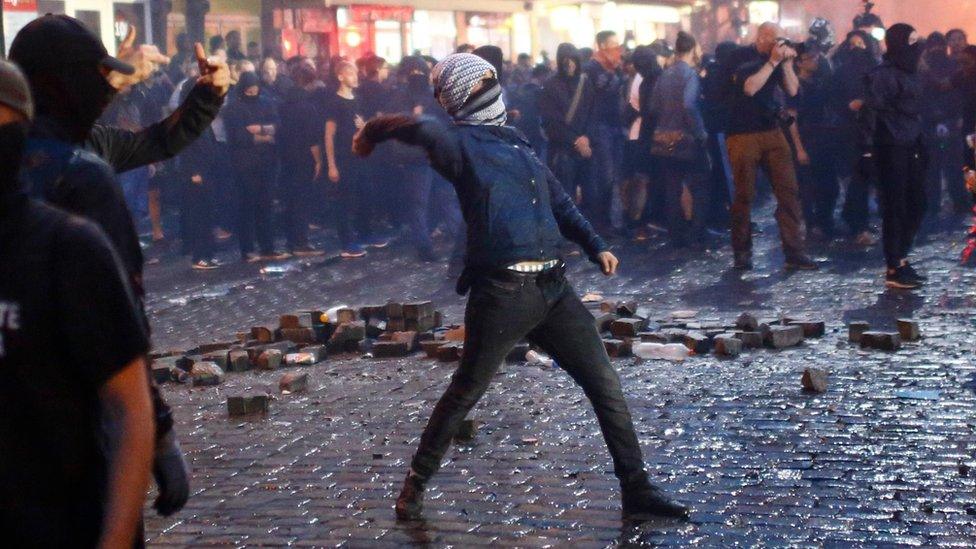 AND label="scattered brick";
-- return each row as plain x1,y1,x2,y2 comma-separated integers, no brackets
802,368,829,393
897,319,921,341
278,372,308,394
860,331,901,351
848,321,870,343
227,394,269,416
